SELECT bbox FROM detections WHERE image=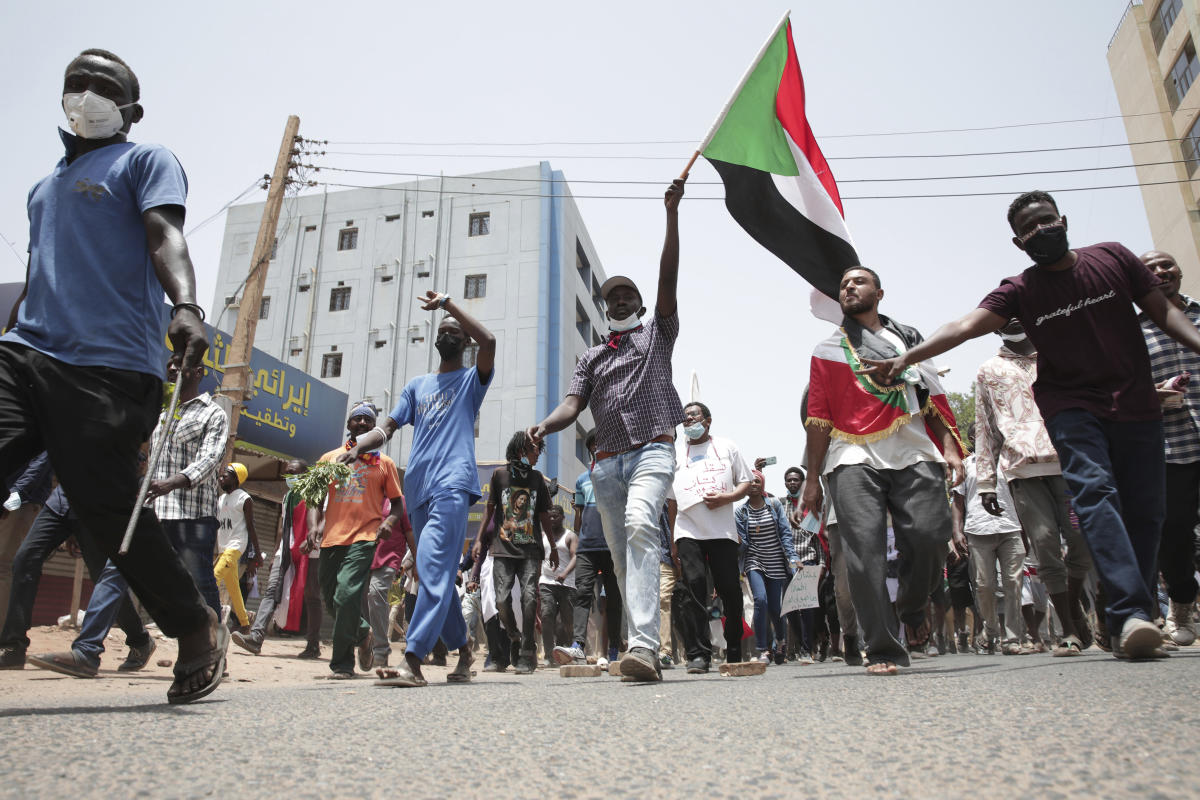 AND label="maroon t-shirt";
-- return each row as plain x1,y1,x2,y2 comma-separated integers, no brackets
977,242,1161,423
